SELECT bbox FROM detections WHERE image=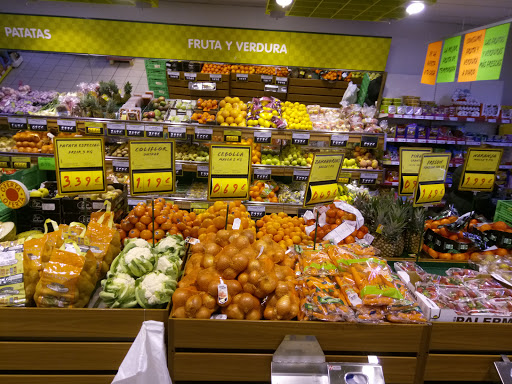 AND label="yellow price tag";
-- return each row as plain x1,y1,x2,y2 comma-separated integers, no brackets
84,121,104,135
60,170,104,194
307,183,338,205
210,177,249,199
460,173,495,190
400,175,419,195
415,183,445,205
131,172,173,194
